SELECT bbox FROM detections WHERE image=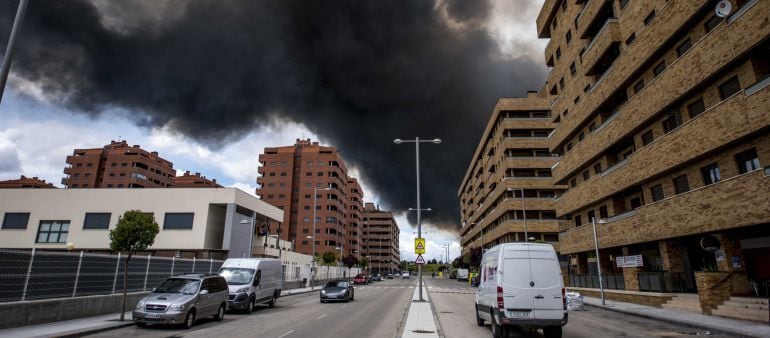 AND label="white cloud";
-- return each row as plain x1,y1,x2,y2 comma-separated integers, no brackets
395,212,461,264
